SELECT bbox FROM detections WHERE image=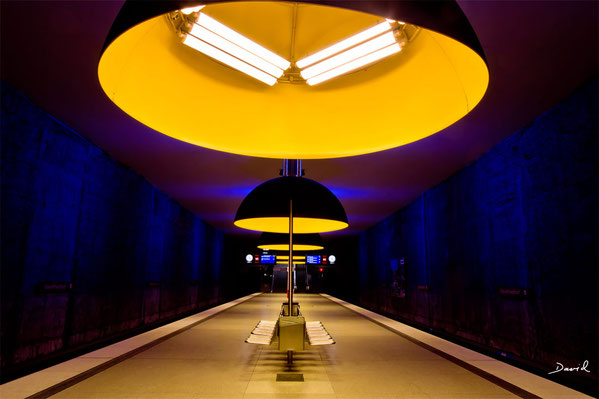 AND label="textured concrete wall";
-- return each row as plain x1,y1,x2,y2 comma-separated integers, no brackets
1,83,225,380
355,79,598,394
